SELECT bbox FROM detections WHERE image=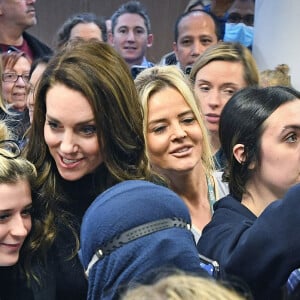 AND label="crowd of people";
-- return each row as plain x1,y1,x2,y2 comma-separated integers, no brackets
0,0,299,300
